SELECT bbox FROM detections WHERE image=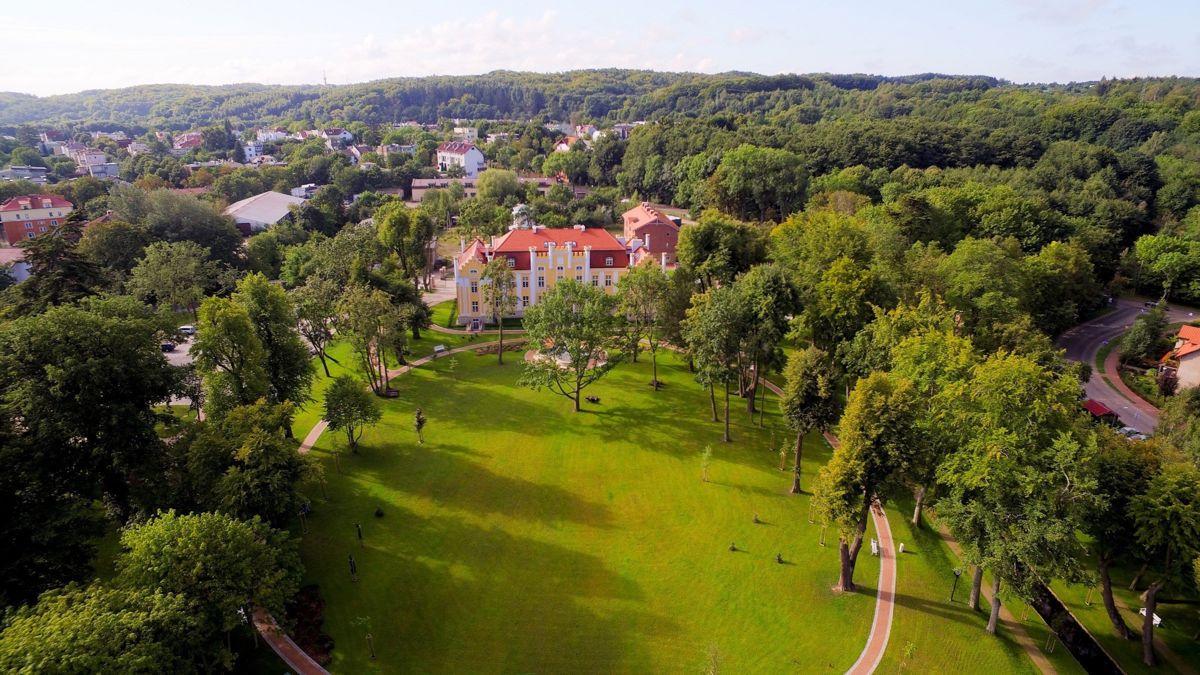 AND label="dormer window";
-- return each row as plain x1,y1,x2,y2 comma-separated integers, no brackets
605,256,614,267
506,257,515,268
